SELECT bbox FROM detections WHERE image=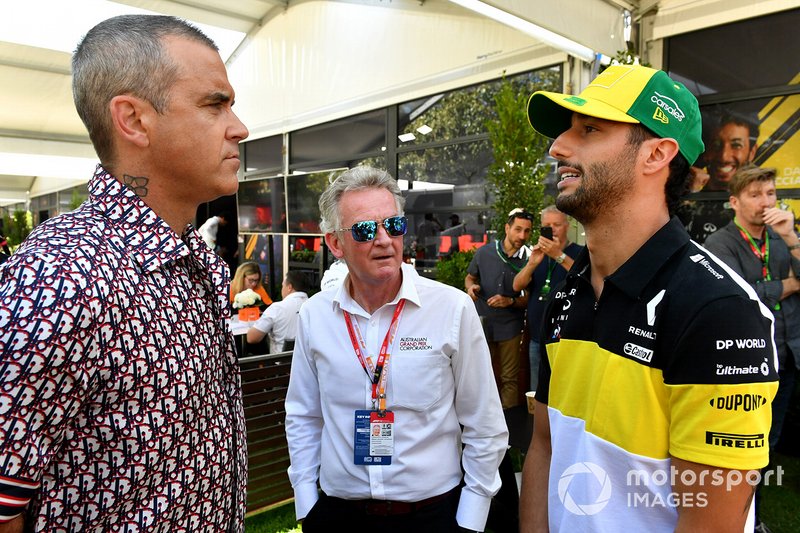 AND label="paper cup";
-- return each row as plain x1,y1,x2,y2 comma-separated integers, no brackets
525,391,536,414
